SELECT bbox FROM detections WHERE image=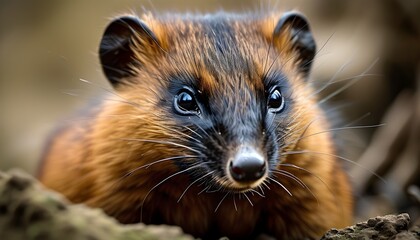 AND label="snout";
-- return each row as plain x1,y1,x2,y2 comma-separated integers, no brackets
228,145,267,184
